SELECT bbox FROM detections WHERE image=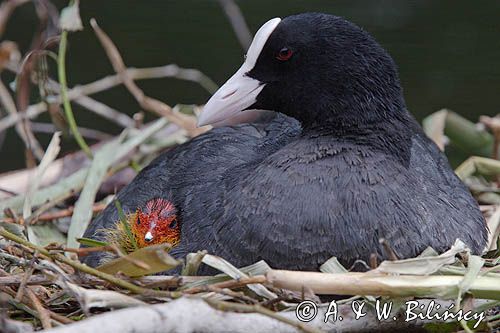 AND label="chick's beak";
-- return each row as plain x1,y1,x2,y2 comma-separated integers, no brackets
144,231,153,242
